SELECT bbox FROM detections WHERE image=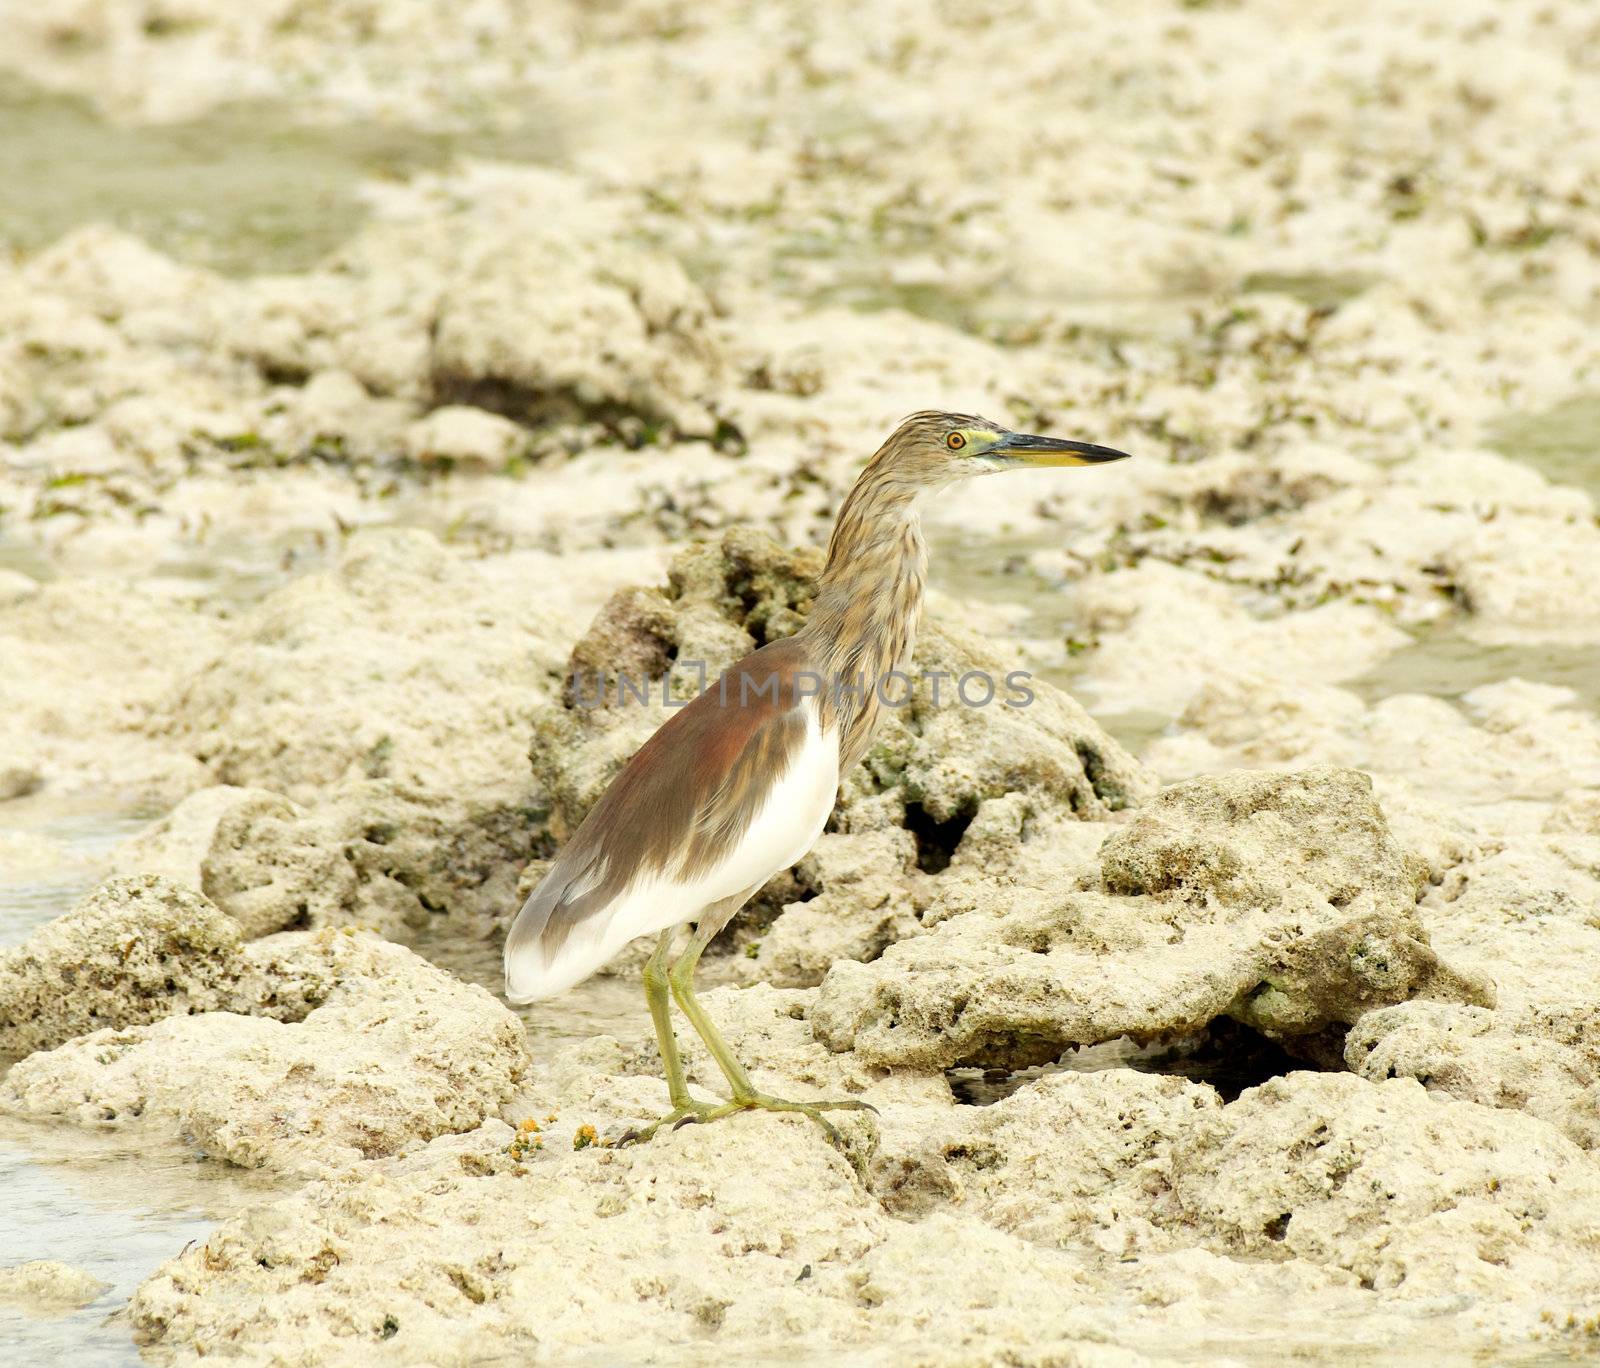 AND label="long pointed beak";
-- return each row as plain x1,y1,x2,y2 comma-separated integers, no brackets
991,431,1132,467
